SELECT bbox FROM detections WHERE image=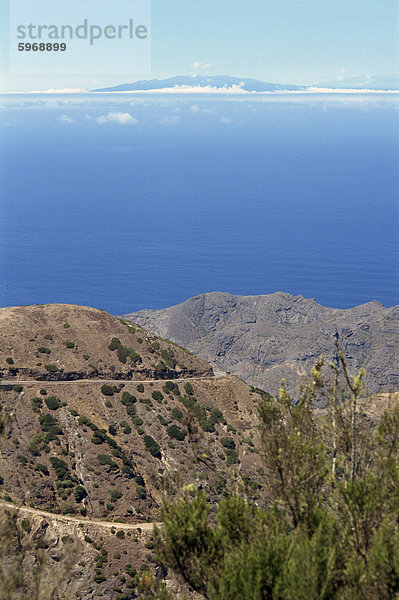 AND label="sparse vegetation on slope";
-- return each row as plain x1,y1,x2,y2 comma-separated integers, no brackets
0,303,212,381
154,355,399,600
